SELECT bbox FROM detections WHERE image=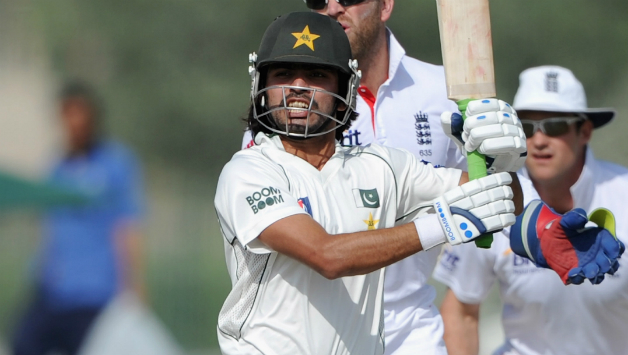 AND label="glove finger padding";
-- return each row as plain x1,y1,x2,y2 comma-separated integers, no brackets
434,172,516,245
486,153,528,175
466,98,515,115
595,251,612,274
558,208,588,230
510,200,625,285
567,267,586,285
583,263,603,284
463,113,526,154
462,99,527,174
601,236,624,260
